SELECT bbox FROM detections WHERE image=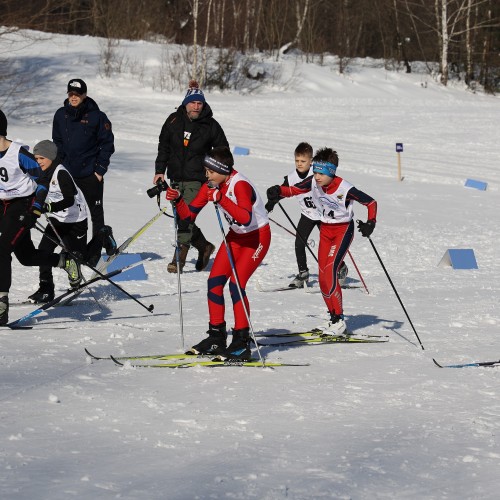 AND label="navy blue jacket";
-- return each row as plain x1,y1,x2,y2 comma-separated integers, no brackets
155,103,228,184
52,96,115,179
